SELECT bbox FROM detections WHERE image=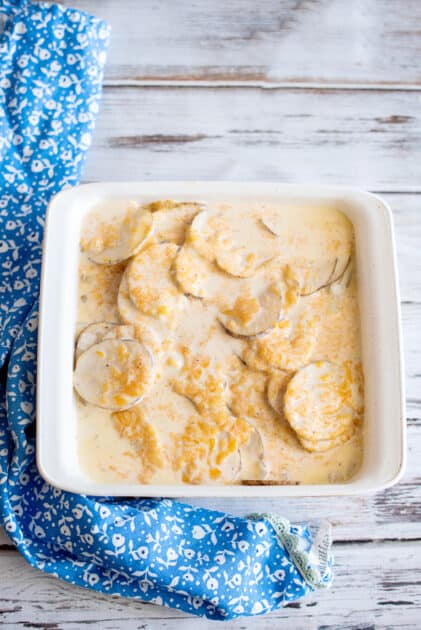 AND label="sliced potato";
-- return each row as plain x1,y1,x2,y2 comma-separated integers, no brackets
146,199,189,212
103,324,135,341
242,312,317,371
117,269,144,325
118,269,175,355
209,430,241,483
187,210,214,259
174,414,240,484
74,339,155,410
330,257,353,296
260,206,353,295
298,258,338,296
78,259,125,323
151,201,203,244
282,255,352,297
104,321,161,358
75,322,117,360
81,205,153,265
75,321,90,338
218,286,282,336
113,405,164,482
266,371,290,415
127,243,183,323
283,361,360,443
174,244,238,301
172,358,227,414
188,208,278,278
298,255,351,296
174,297,245,362
215,248,273,279
298,430,356,453
238,421,267,480
175,245,285,331
226,363,276,425
181,437,240,484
